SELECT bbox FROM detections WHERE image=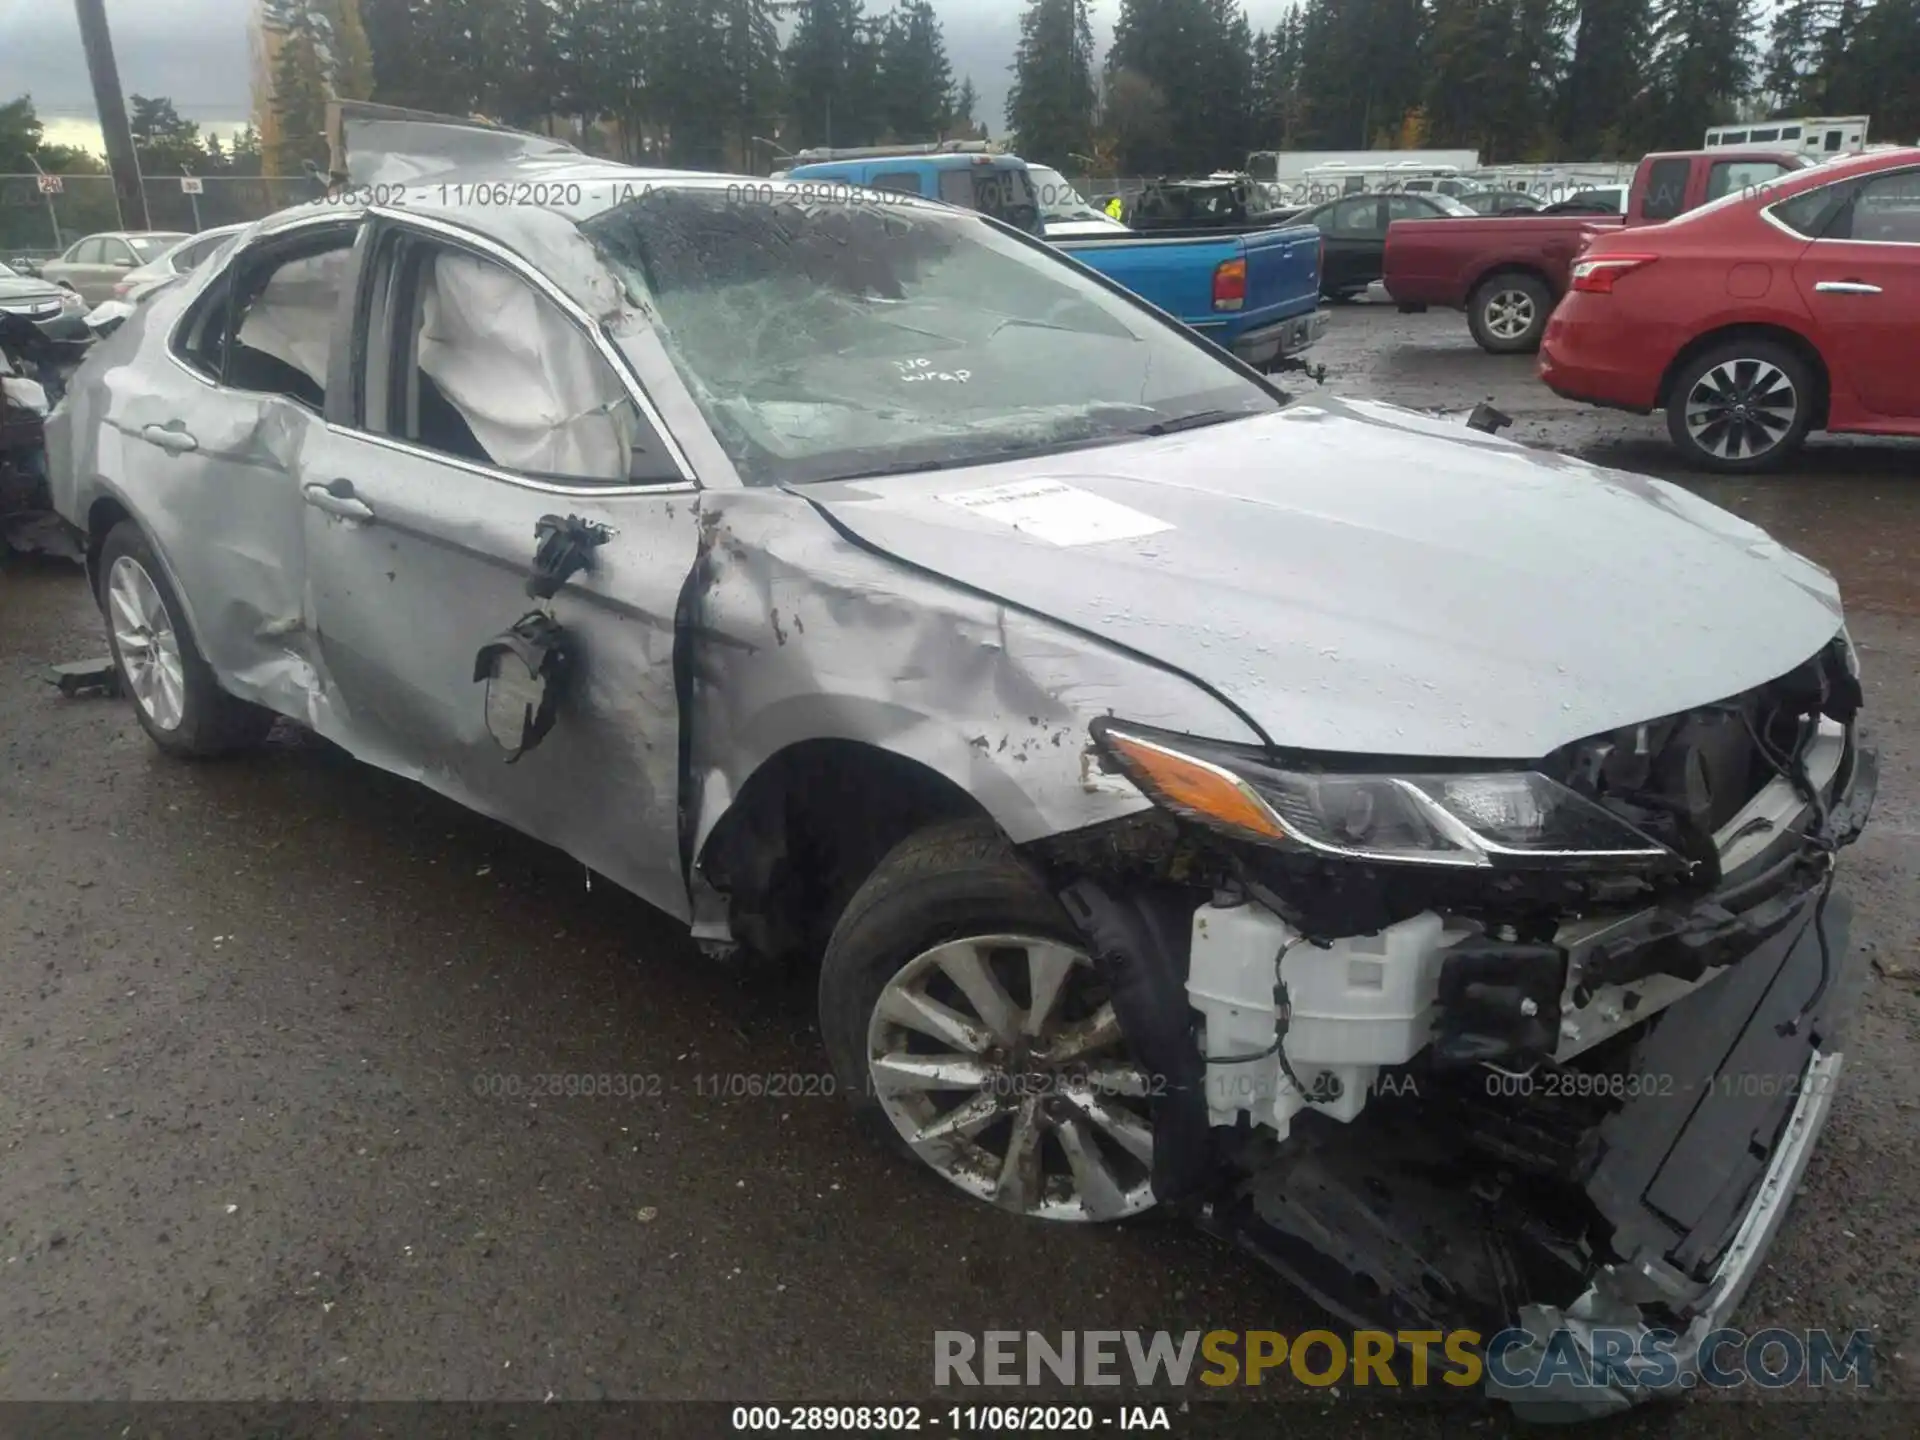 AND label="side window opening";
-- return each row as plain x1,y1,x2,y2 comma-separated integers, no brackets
170,273,234,381
936,168,973,207
371,236,675,487
226,231,357,408
1708,160,1788,203
872,171,923,197
1640,158,1691,220
1835,170,1920,244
